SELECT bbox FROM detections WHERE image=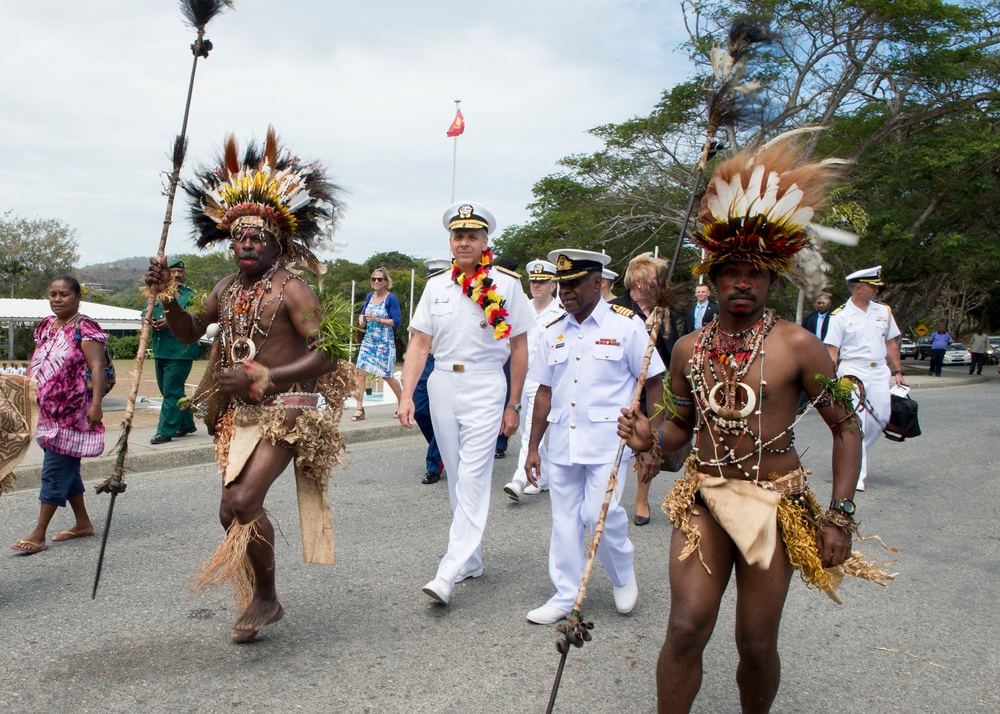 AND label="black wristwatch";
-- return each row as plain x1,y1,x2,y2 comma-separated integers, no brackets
829,498,856,517
506,403,522,413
